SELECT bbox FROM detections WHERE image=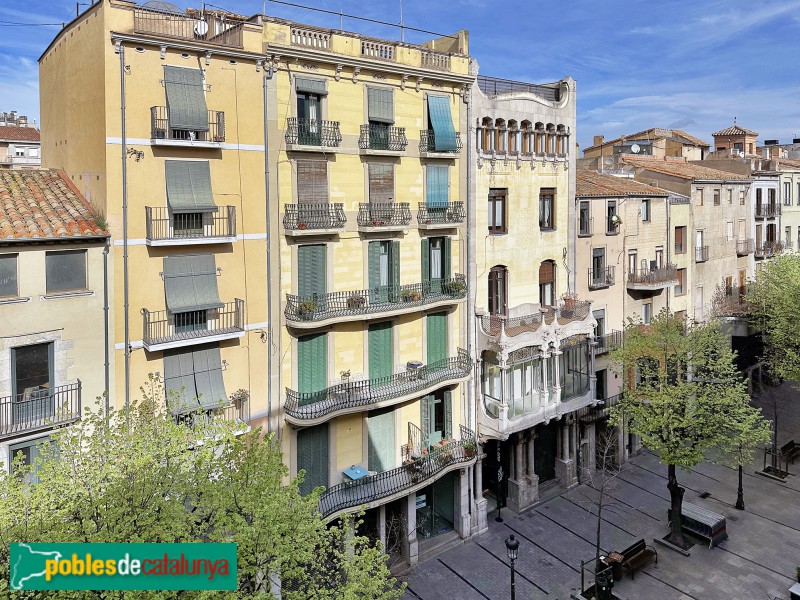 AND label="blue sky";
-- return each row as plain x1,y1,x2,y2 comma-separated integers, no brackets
2,0,800,149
